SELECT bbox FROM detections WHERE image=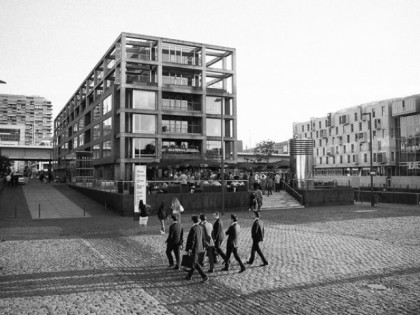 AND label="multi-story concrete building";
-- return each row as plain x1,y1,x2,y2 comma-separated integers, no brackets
293,94,420,178
0,94,53,146
54,33,237,181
